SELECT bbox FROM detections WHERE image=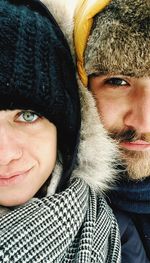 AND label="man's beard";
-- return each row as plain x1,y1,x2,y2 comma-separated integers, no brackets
109,128,150,180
